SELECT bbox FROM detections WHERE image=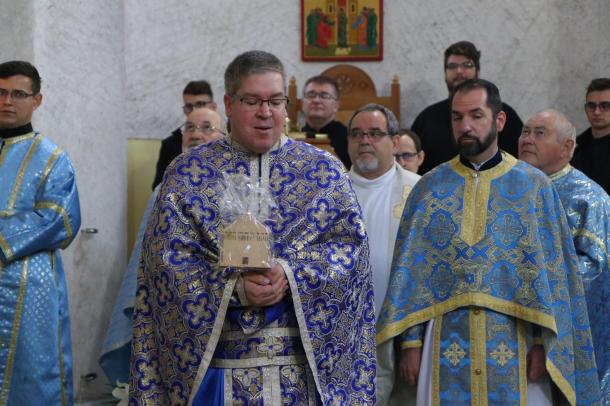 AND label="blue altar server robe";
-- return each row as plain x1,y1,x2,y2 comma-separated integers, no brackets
0,132,81,405
550,165,610,401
